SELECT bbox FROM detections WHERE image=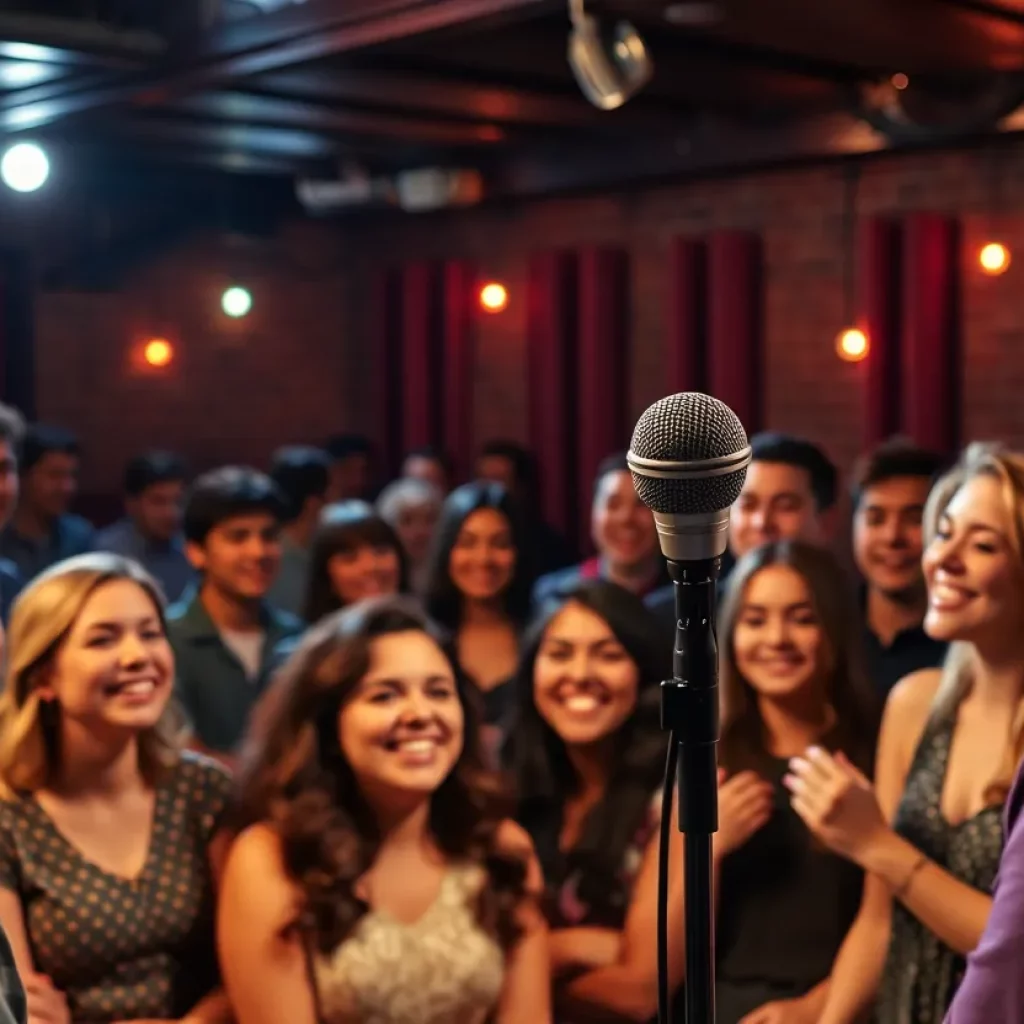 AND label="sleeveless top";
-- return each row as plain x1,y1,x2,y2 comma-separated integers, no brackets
875,711,1005,1024
716,755,863,1024
310,864,504,1024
